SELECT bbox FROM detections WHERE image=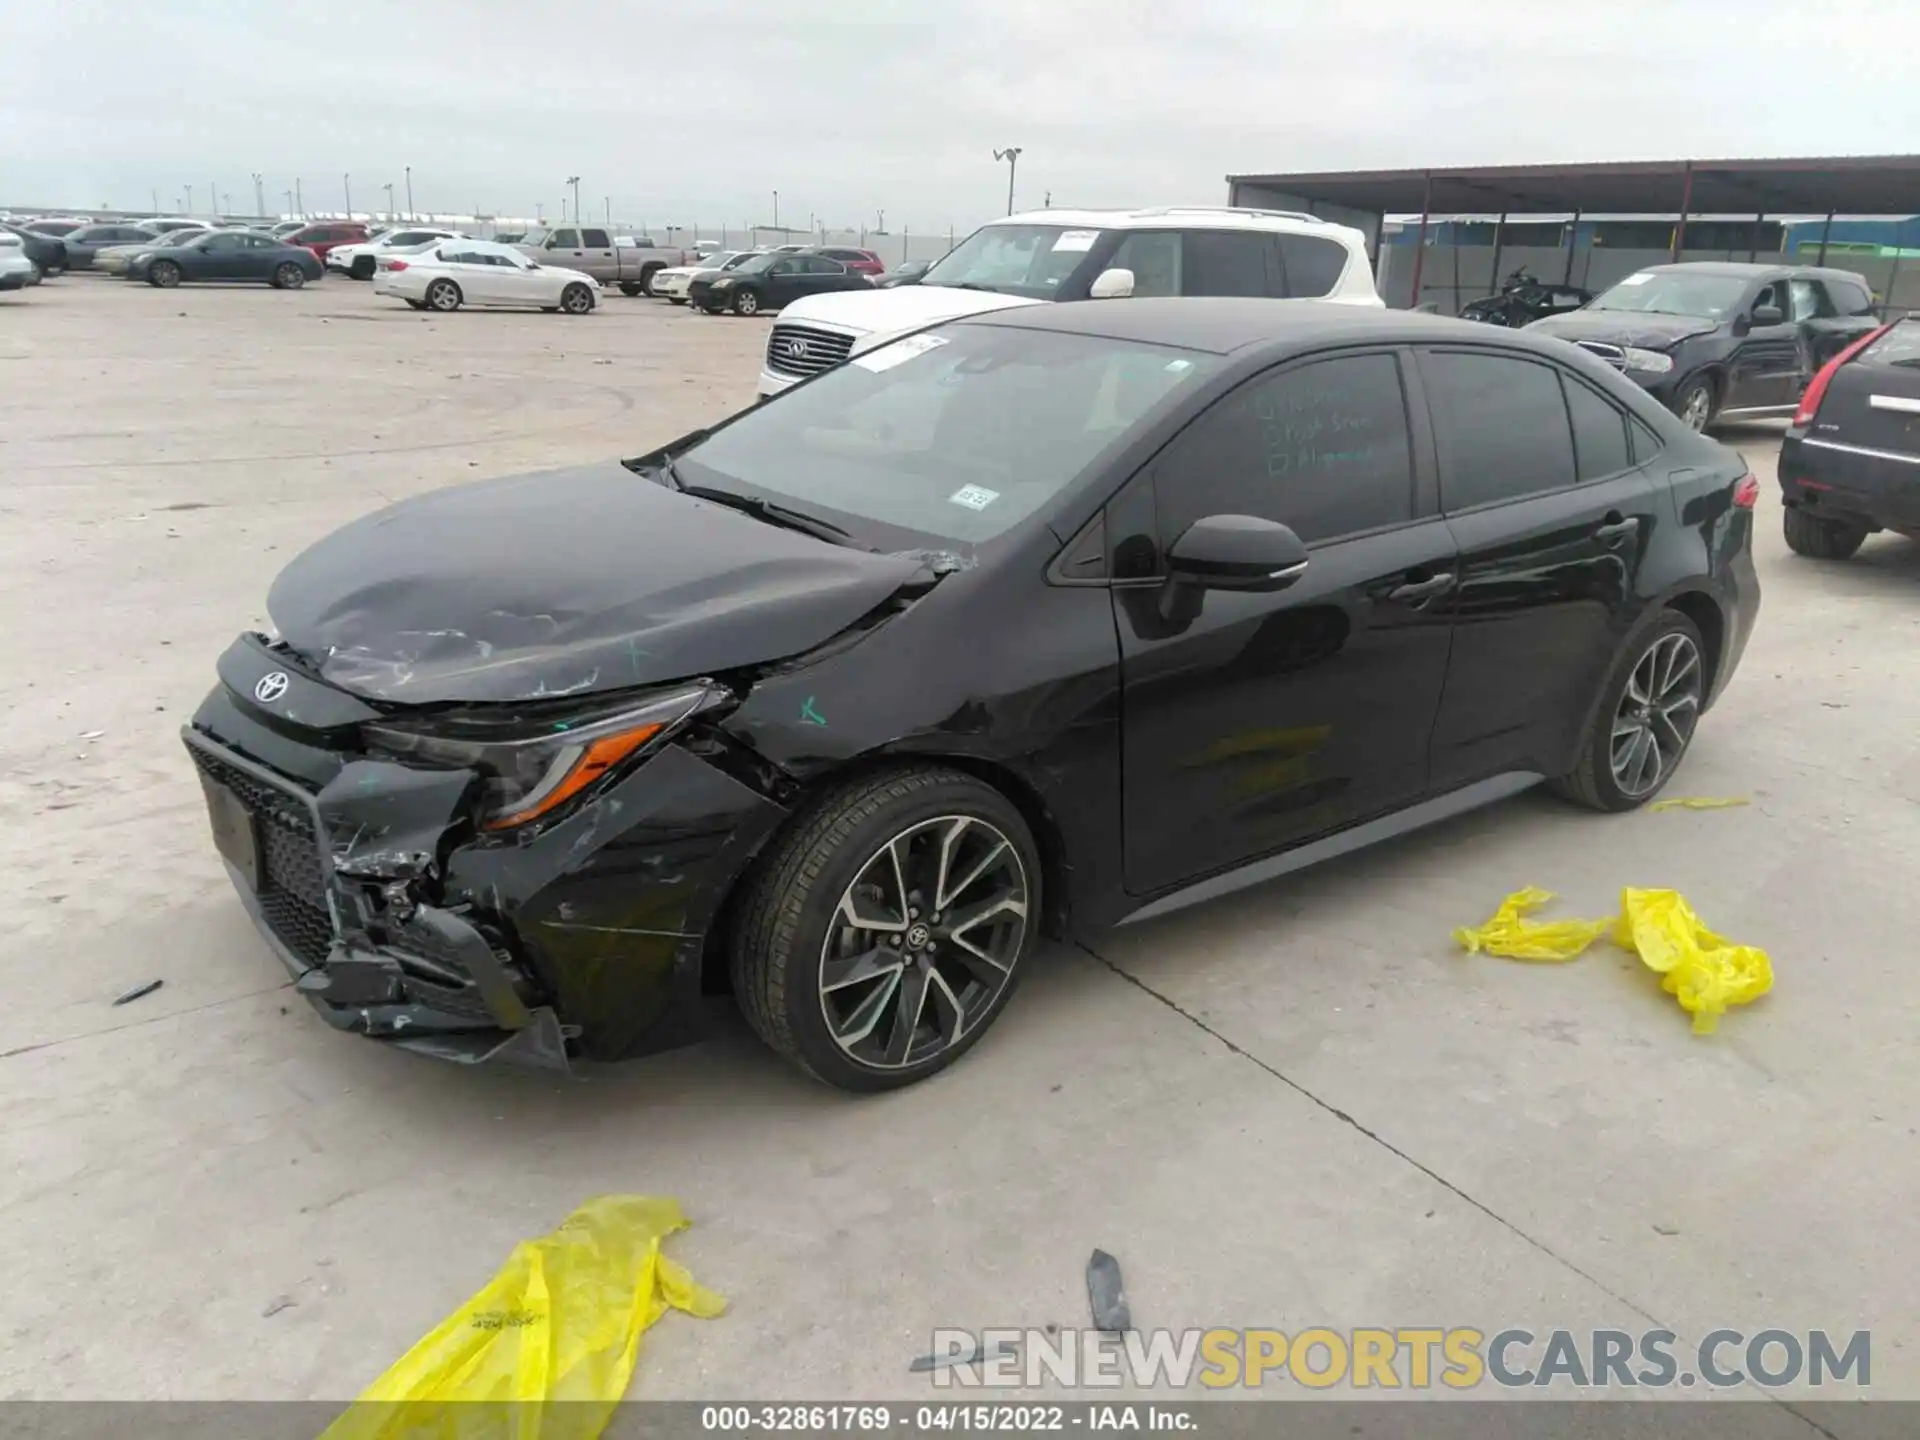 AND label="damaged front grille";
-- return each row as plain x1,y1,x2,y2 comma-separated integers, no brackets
188,743,336,968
